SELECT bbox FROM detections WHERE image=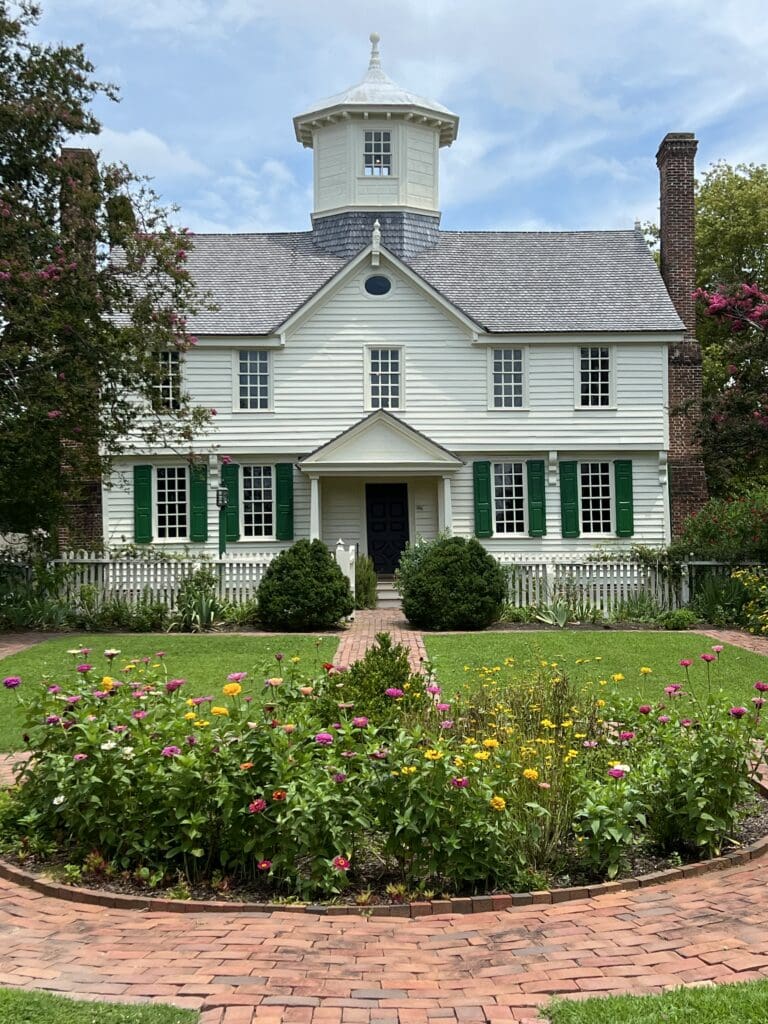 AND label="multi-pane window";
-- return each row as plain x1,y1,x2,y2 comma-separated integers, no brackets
238,351,270,410
493,462,526,534
579,347,611,406
369,348,401,409
580,462,612,533
156,351,181,410
242,465,273,538
363,130,392,176
156,467,187,539
492,348,524,408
